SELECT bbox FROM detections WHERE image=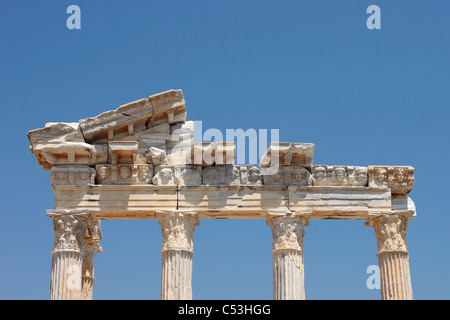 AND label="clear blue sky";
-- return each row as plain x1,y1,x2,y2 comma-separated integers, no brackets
0,0,449,300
